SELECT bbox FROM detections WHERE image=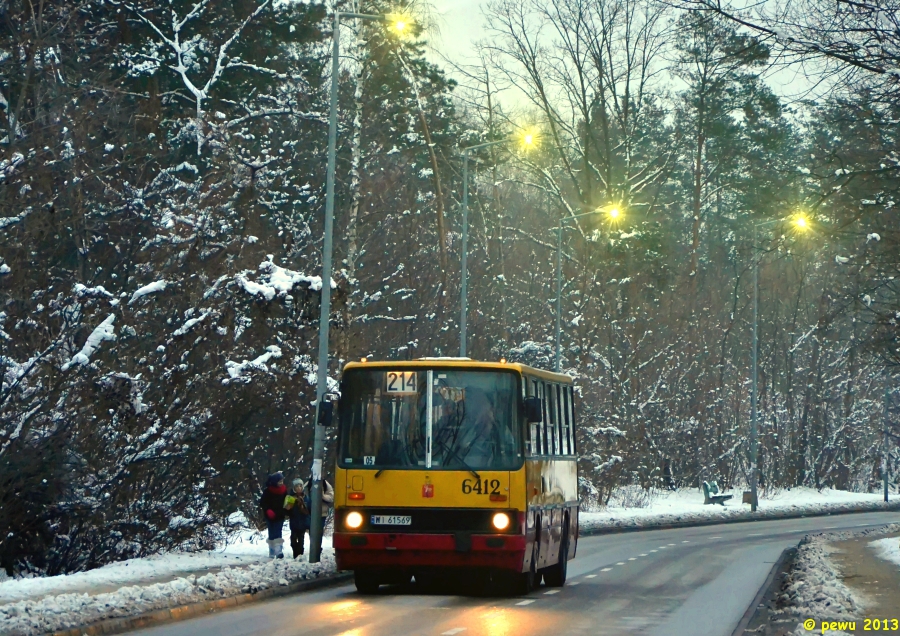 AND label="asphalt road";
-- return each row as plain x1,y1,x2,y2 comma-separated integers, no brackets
130,511,900,636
